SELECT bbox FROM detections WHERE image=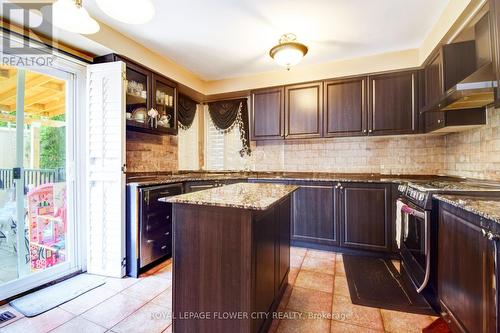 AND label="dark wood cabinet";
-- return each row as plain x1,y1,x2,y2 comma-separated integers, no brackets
290,181,338,246
277,198,291,288
95,53,178,135
172,196,291,333
254,208,277,331
324,77,367,137
338,183,392,252
152,74,178,134
438,202,496,333
422,41,476,133
285,82,323,139
491,0,500,107
251,87,285,140
368,70,418,135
